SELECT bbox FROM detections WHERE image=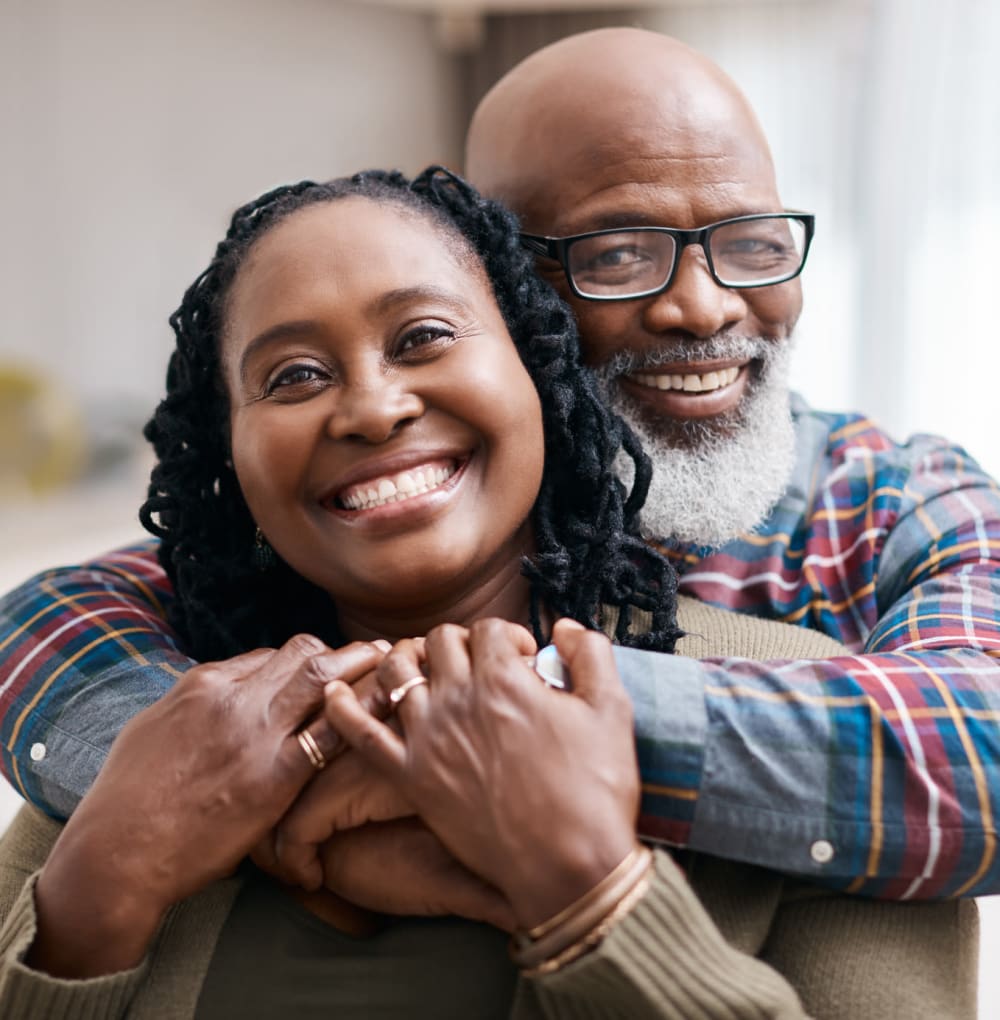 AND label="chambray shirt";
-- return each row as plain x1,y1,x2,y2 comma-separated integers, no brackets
1,395,998,898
